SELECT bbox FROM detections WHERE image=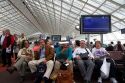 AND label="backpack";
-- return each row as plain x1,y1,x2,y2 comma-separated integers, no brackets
56,69,73,83
34,62,46,83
